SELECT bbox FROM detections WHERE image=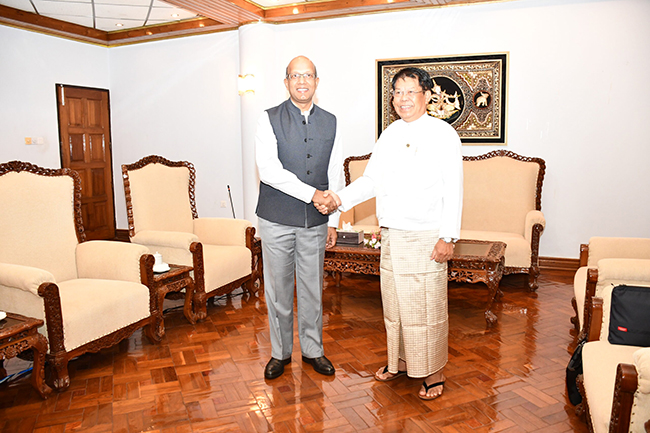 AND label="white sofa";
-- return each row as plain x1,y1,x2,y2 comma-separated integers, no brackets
340,150,546,290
